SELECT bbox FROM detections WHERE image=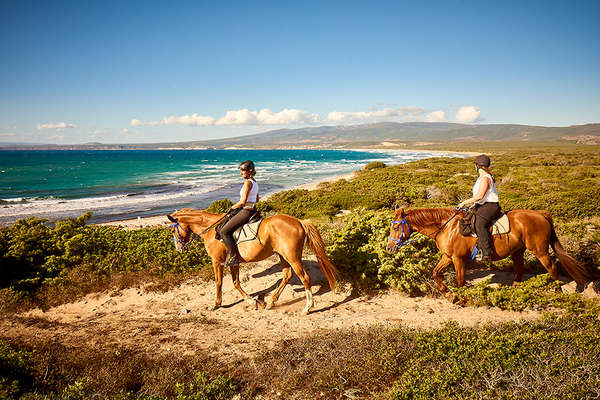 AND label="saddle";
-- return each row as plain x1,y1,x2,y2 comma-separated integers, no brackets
459,212,510,237
233,217,263,244
214,209,263,244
